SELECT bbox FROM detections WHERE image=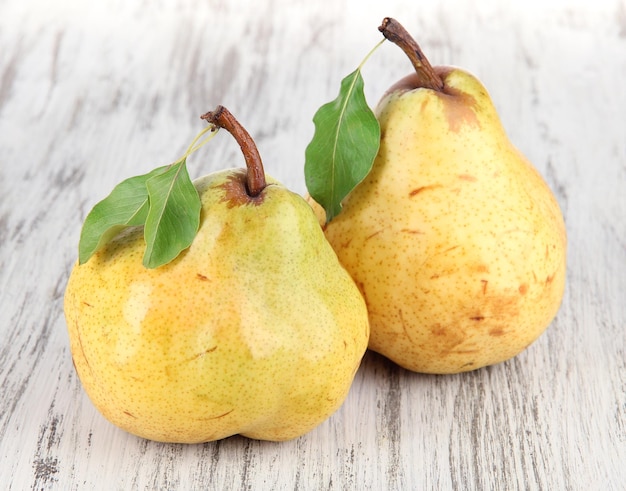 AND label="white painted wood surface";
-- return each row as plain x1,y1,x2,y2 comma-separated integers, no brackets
1,0,625,489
